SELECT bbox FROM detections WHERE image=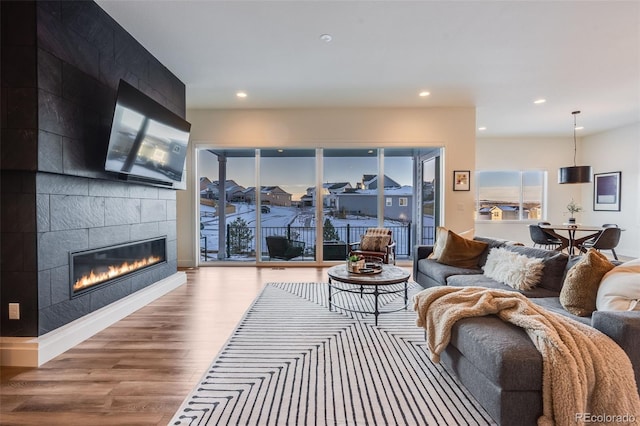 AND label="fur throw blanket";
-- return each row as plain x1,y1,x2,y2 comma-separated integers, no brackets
414,286,640,426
